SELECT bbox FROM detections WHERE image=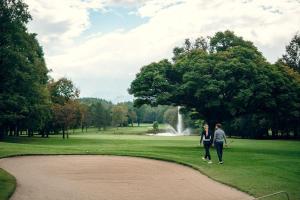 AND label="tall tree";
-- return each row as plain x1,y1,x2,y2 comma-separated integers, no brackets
281,33,300,72
111,104,128,127
129,31,300,138
48,78,79,105
48,78,79,139
0,0,49,139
